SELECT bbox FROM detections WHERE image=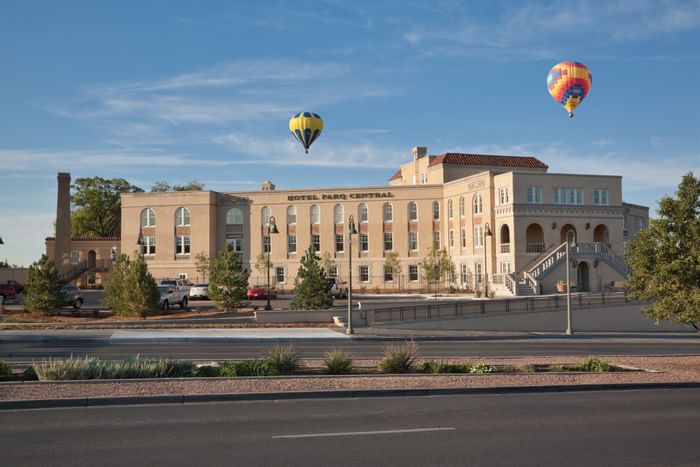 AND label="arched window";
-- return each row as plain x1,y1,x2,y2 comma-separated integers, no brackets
310,204,320,225
383,203,393,222
334,204,344,224
287,206,296,225
473,193,482,215
261,206,271,226
459,197,465,217
408,202,418,222
226,208,243,225
359,204,368,223
432,201,440,220
175,207,190,227
448,200,453,219
140,208,156,227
